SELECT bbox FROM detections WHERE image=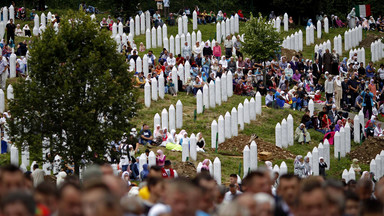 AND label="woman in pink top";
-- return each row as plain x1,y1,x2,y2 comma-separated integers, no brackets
212,42,222,61
156,149,166,167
